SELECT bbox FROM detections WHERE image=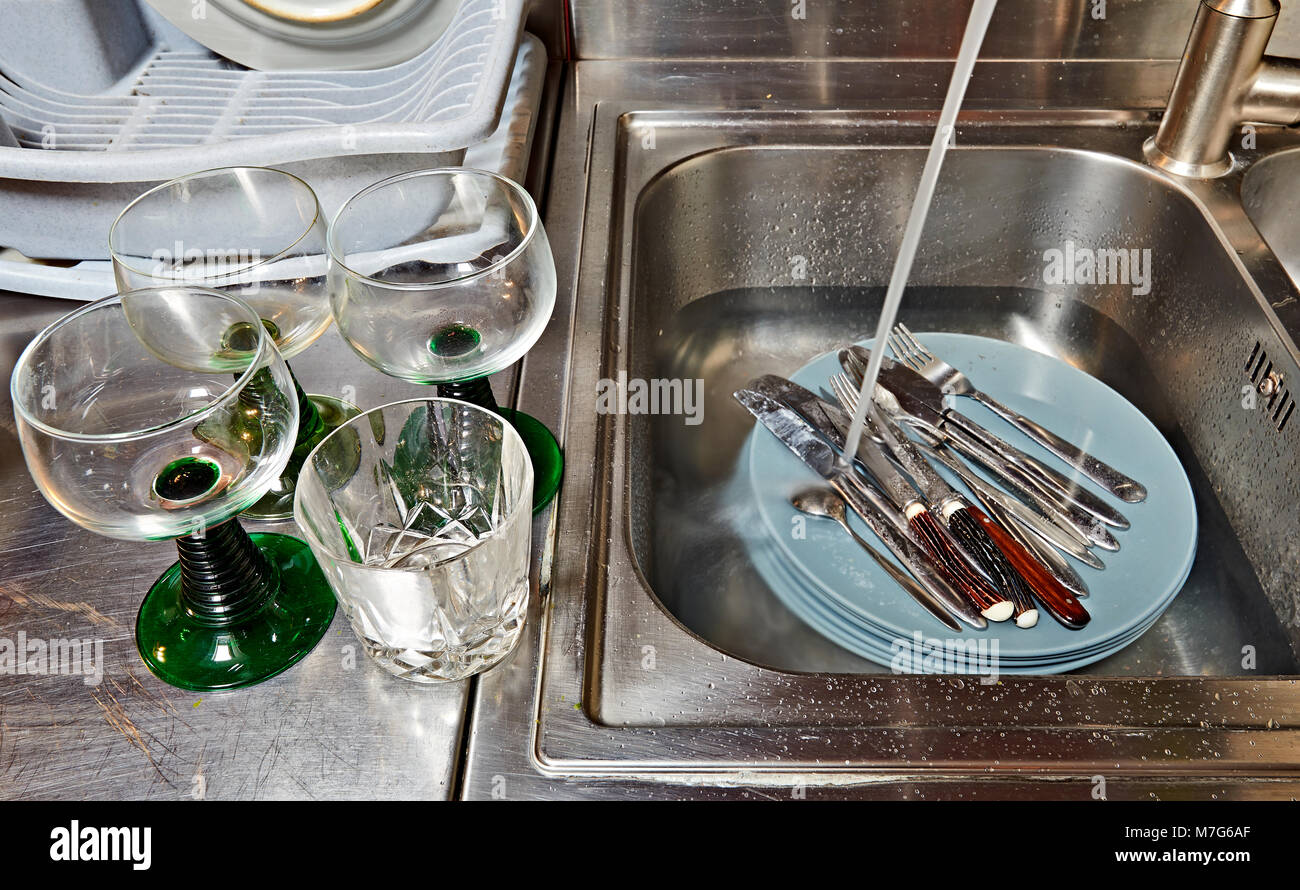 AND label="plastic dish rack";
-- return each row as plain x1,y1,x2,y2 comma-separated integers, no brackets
0,32,545,300
0,0,528,260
